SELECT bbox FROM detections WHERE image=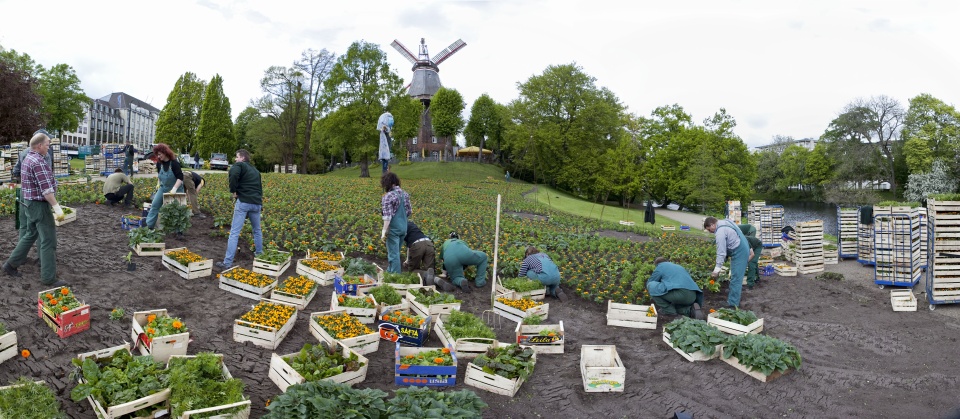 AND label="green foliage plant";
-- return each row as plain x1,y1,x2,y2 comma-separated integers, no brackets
109,308,124,321
663,317,727,356
127,227,164,248
0,377,66,419
284,342,364,383
0,321,6,336
722,333,802,375
716,308,759,326
343,257,378,277
408,288,460,306
159,201,192,234
262,379,387,419
930,193,960,201
443,310,496,341
255,249,290,265
501,277,545,293
70,351,169,417
471,344,536,380
367,285,402,306
520,314,543,325
385,386,487,418
383,271,421,285
166,352,246,418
